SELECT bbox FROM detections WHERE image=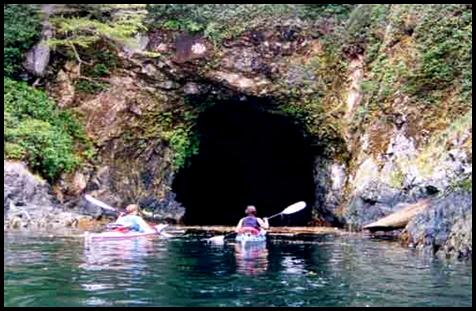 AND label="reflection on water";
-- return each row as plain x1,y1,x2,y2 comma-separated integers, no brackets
234,242,268,276
81,238,155,271
4,233,473,307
